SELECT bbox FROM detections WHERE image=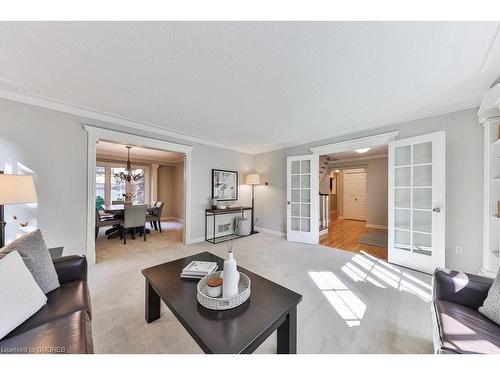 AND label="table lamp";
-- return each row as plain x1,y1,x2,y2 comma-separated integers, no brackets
245,173,260,234
0,172,38,247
